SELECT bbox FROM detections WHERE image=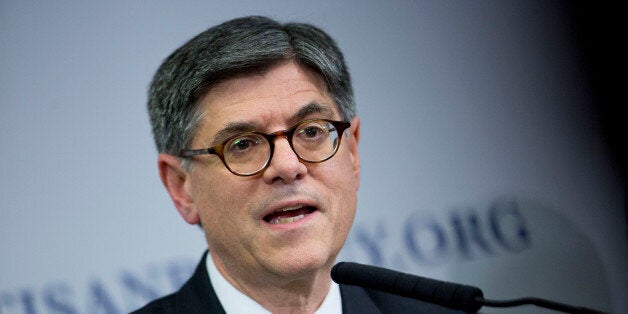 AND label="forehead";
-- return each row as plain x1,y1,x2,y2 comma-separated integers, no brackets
195,62,339,140
209,63,328,103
